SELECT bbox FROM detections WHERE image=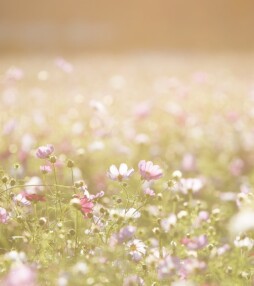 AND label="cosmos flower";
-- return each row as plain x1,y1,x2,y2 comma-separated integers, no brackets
2,264,37,286
36,144,54,159
234,236,254,251
107,163,134,181
123,275,145,286
0,207,9,224
181,235,208,250
138,160,163,181
40,165,52,174
176,178,203,195
143,188,155,196
80,196,94,218
22,177,45,202
161,213,177,232
127,239,147,262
